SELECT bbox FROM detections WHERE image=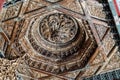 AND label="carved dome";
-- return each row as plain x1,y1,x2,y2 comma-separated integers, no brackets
0,0,118,79
27,13,85,60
